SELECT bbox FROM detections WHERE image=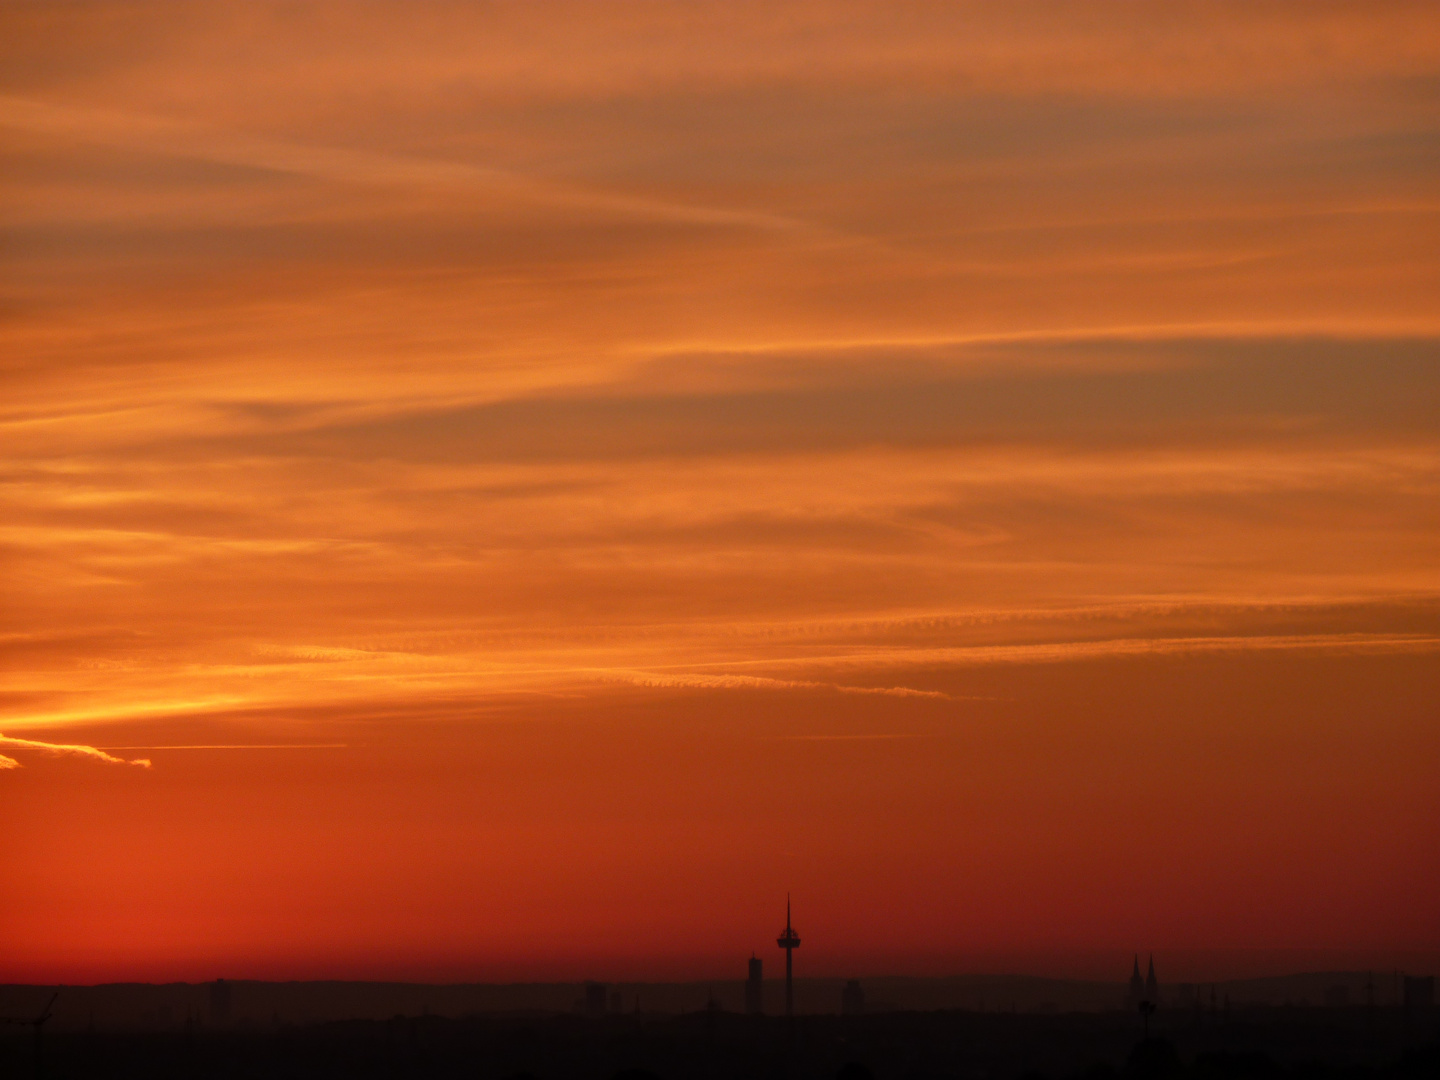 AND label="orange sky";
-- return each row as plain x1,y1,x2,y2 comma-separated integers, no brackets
2,1,1438,984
